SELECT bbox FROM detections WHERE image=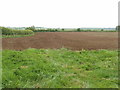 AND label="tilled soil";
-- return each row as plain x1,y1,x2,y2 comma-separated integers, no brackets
2,32,118,50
